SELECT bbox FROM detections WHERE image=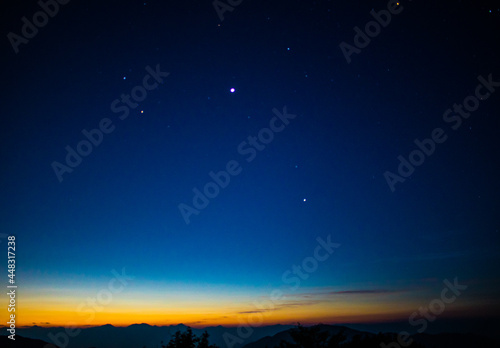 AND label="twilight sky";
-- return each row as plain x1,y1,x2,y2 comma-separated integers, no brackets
1,0,500,329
